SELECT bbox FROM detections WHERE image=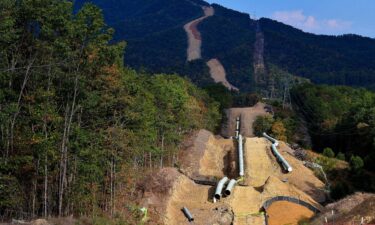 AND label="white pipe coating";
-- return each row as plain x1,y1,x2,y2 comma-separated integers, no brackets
263,133,293,172
182,207,194,222
235,117,240,138
238,134,245,176
214,177,229,200
224,179,237,196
